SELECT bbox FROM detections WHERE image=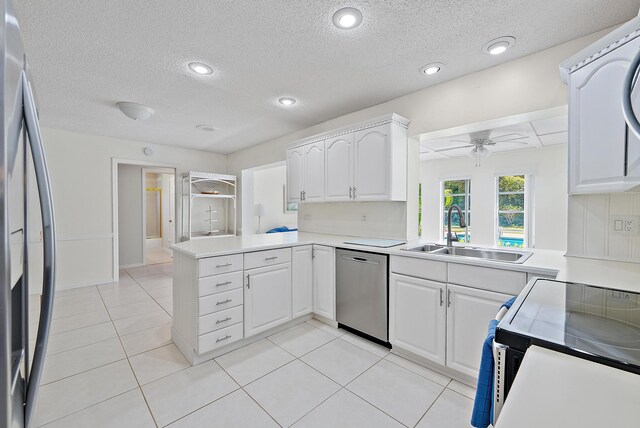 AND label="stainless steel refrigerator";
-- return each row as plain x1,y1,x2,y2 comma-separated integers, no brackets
1,0,57,426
